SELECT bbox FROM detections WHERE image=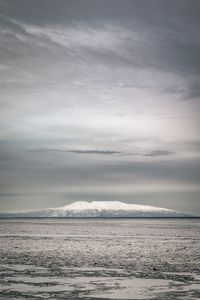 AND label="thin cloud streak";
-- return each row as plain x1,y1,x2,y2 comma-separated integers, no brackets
29,148,122,155
29,148,174,157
